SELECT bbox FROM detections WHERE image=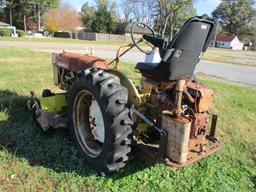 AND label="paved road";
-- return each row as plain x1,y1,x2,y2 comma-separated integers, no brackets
95,50,256,86
1,41,256,85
